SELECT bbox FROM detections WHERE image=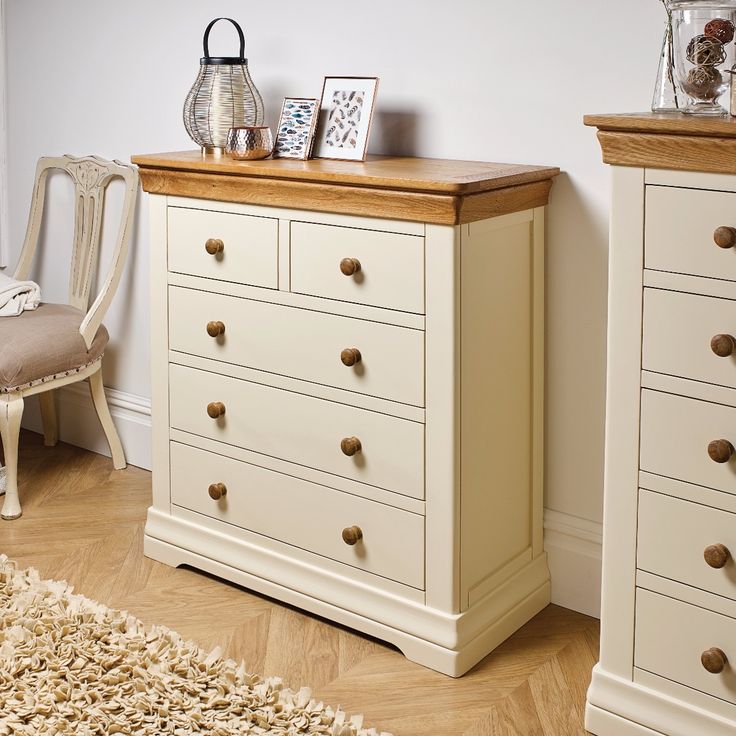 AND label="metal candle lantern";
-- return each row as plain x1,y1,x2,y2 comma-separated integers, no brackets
183,17,264,154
